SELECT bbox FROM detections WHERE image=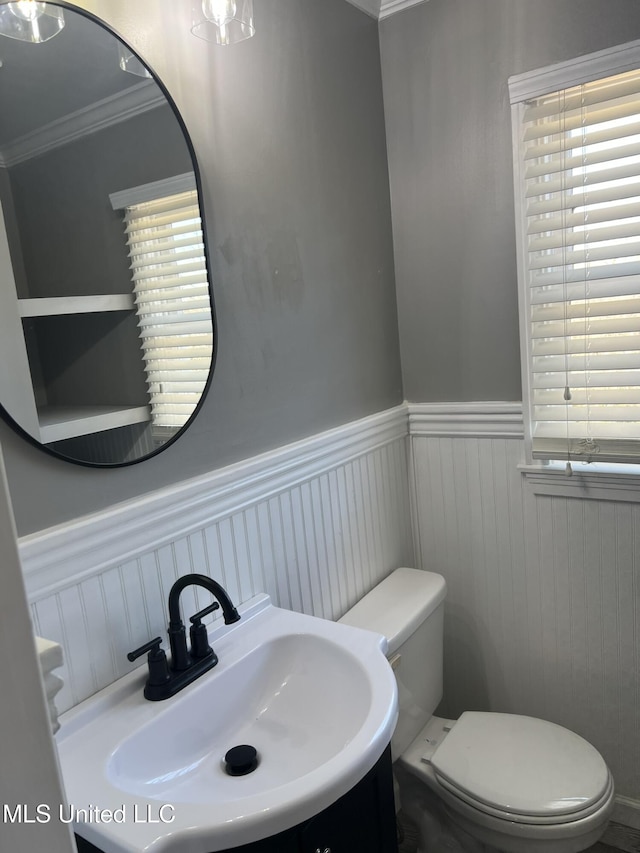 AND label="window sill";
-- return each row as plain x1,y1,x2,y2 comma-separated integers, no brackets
519,463,640,502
